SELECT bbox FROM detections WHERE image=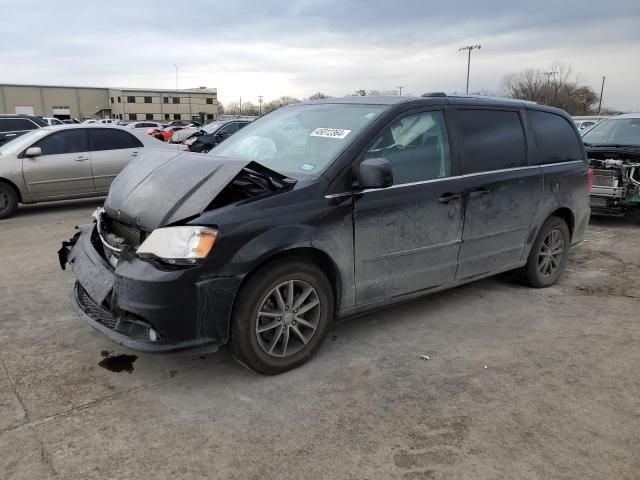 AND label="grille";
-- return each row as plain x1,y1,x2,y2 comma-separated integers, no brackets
592,169,617,187
111,220,142,248
75,283,117,329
